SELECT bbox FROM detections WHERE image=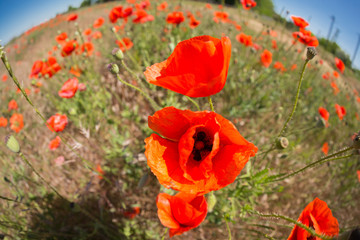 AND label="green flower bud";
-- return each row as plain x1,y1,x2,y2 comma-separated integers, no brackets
276,137,289,149
112,48,124,60
5,135,20,153
207,191,217,213
107,63,119,74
